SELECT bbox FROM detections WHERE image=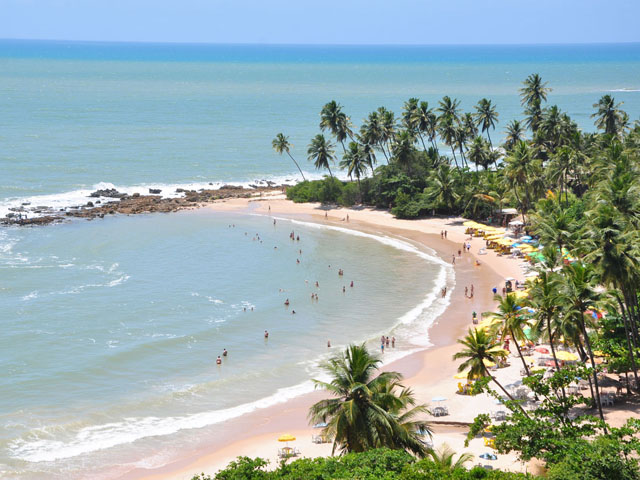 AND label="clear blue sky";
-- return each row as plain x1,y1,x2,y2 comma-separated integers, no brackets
2,0,639,45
